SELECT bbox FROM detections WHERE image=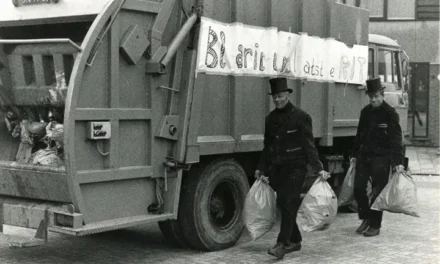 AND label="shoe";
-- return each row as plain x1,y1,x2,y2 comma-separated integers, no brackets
267,243,286,259
285,242,301,253
356,219,370,234
363,227,380,237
